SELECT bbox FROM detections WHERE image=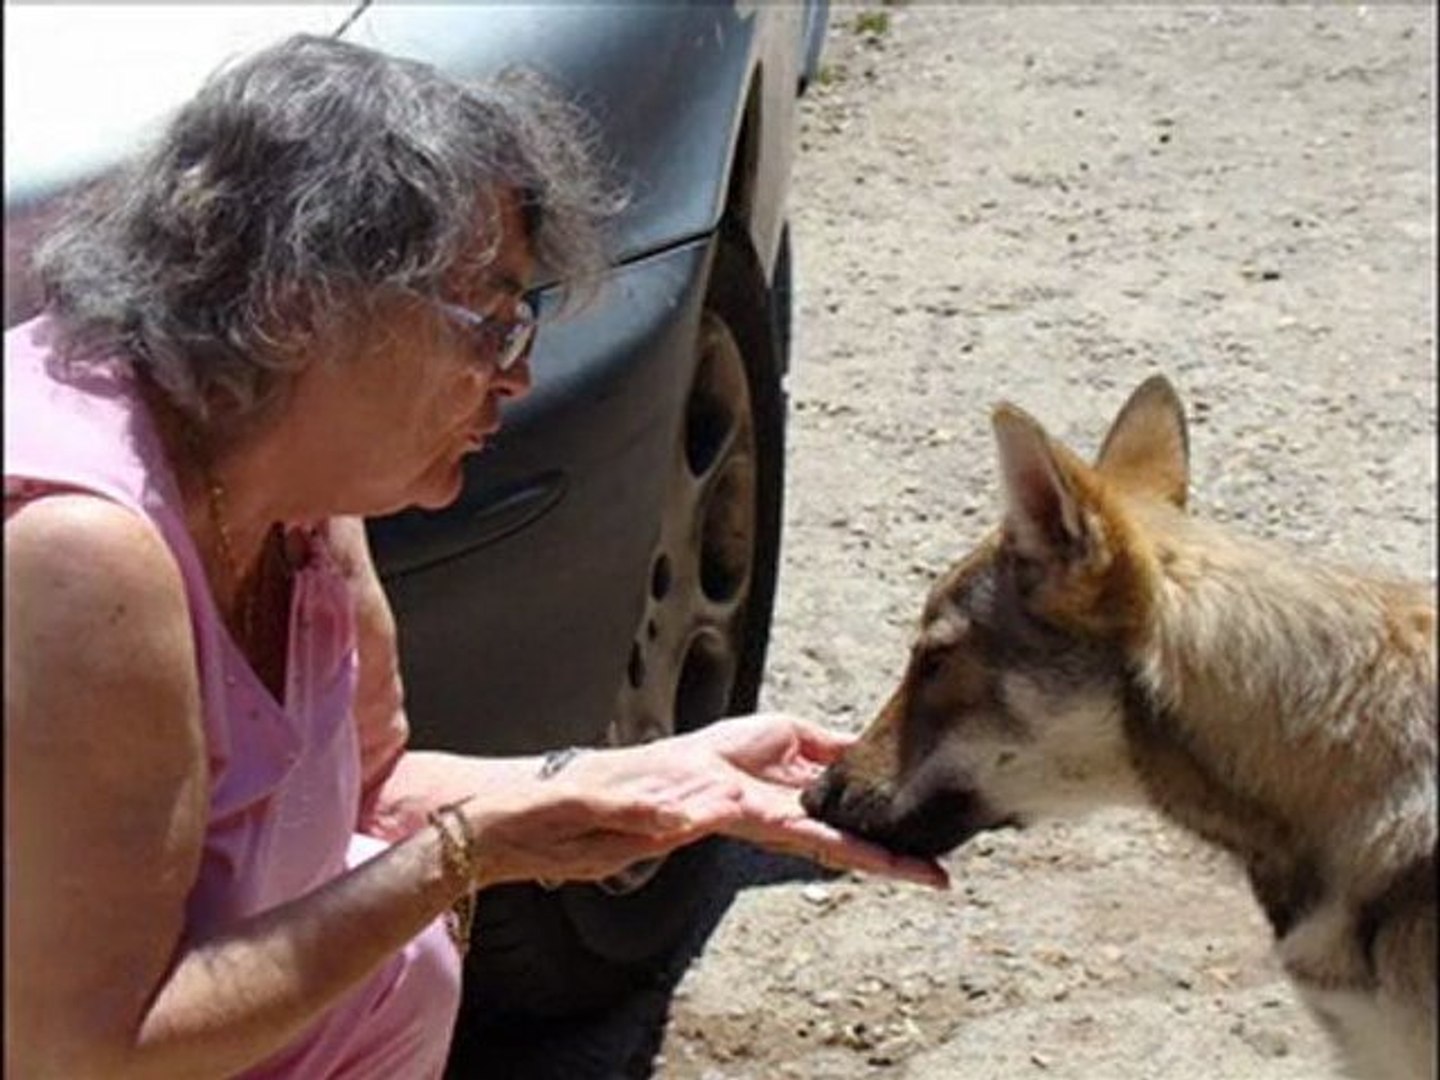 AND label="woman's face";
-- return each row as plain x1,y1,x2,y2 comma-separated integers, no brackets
284,194,538,517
